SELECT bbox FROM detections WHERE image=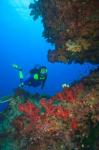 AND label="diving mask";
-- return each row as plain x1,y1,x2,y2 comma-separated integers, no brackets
40,67,48,75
